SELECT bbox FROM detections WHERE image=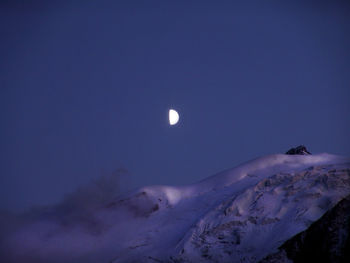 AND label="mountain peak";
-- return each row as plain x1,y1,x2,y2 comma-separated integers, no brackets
286,145,311,155
2,153,349,263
